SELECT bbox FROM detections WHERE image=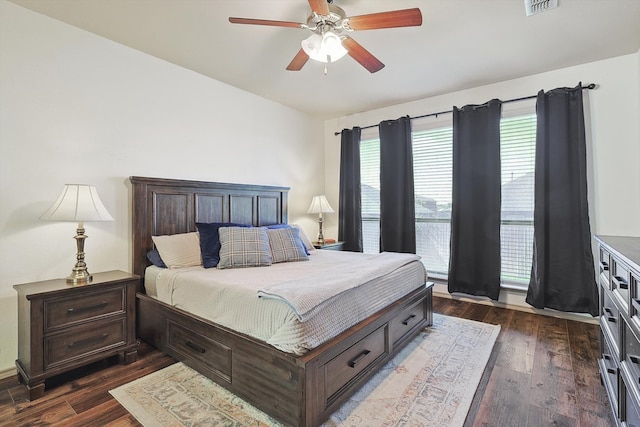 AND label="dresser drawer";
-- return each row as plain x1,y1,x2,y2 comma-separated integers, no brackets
632,273,640,319
602,289,621,352
612,258,630,313
389,298,425,347
601,331,619,406
167,320,232,383
599,246,610,280
44,317,126,369
625,323,640,386
325,324,387,400
44,287,125,331
625,377,640,427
